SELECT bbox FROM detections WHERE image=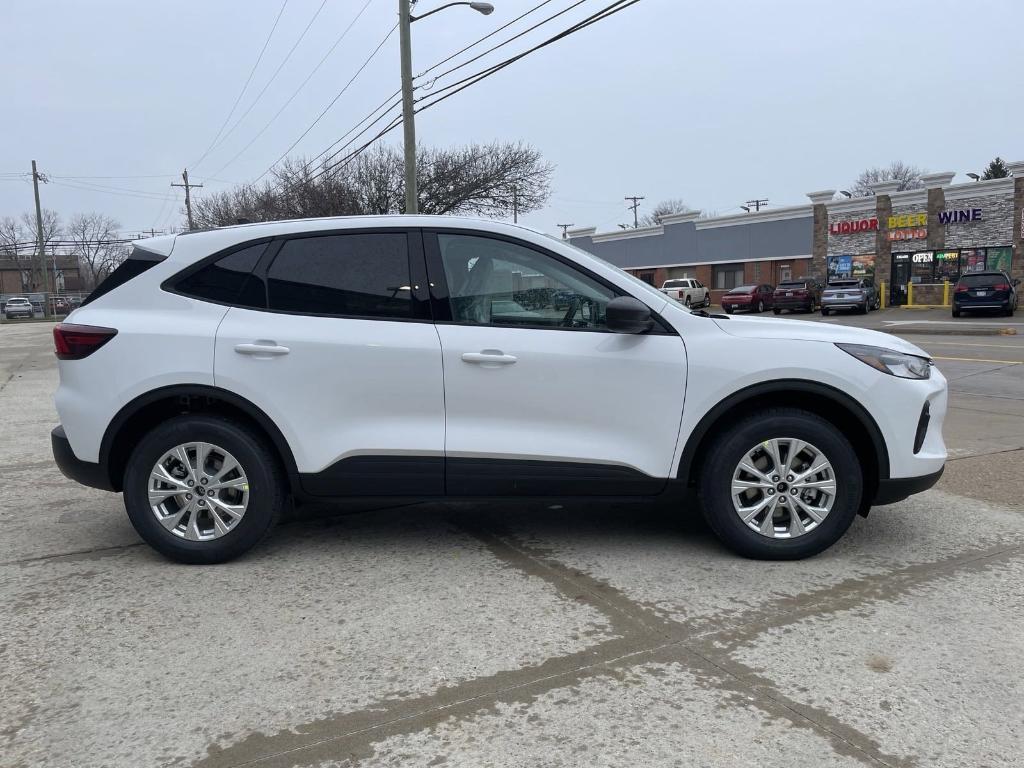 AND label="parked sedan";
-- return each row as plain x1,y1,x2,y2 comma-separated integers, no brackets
821,278,880,316
3,297,34,320
721,284,774,314
952,271,1019,317
772,279,821,314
